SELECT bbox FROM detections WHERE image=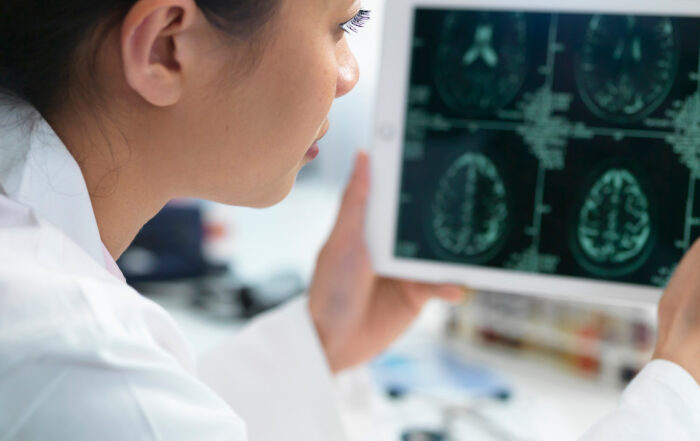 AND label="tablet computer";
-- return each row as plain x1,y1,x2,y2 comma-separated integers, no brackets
367,0,700,304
